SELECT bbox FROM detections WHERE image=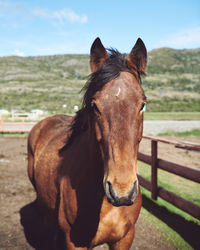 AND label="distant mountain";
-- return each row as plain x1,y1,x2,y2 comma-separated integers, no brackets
0,48,199,113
